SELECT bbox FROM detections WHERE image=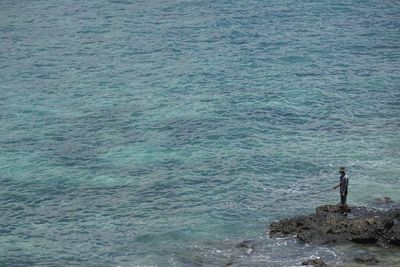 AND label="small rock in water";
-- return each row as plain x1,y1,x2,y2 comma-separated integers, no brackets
223,260,234,267
237,240,254,255
373,196,393,204
301,257,326,266
237,240,252,248
354,255,379,265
